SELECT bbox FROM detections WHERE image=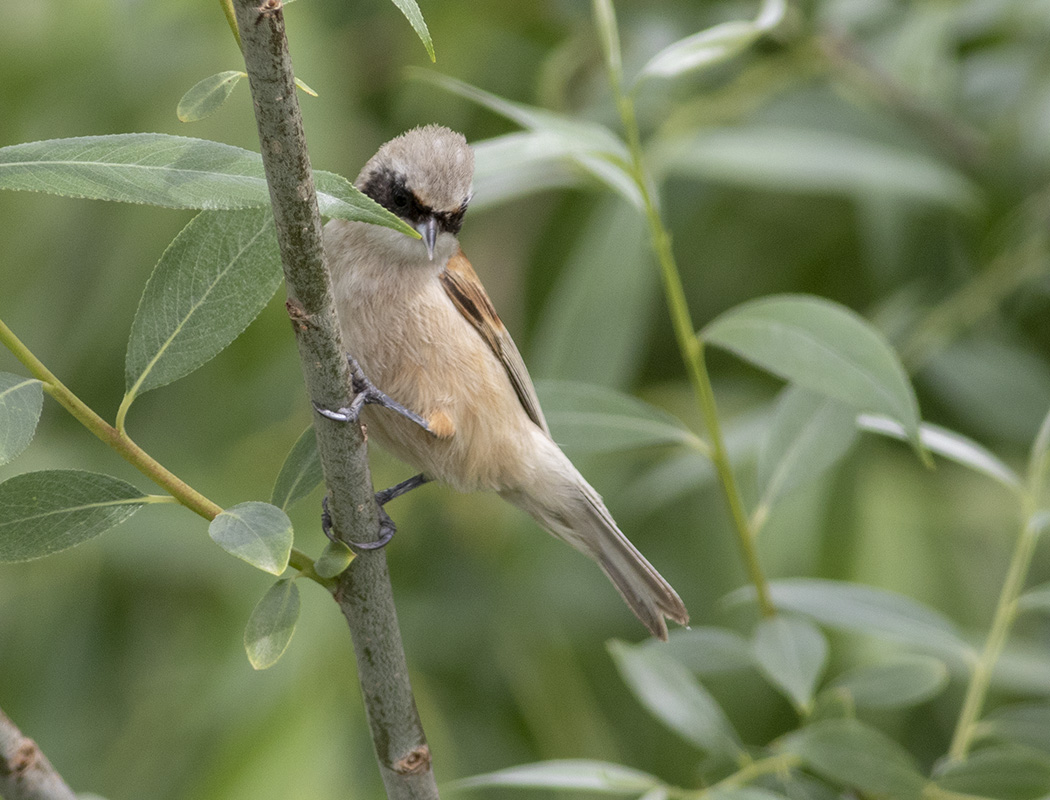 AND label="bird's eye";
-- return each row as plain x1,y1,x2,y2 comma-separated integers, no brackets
392,189,409,209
